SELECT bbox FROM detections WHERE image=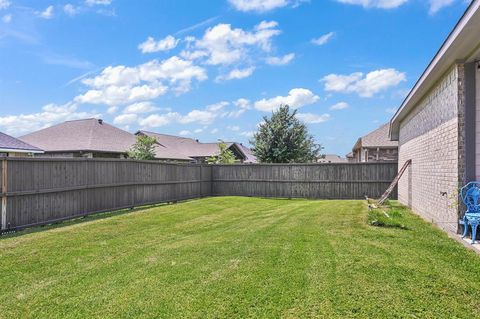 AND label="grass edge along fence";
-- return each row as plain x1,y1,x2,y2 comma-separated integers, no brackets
0,157,397,231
